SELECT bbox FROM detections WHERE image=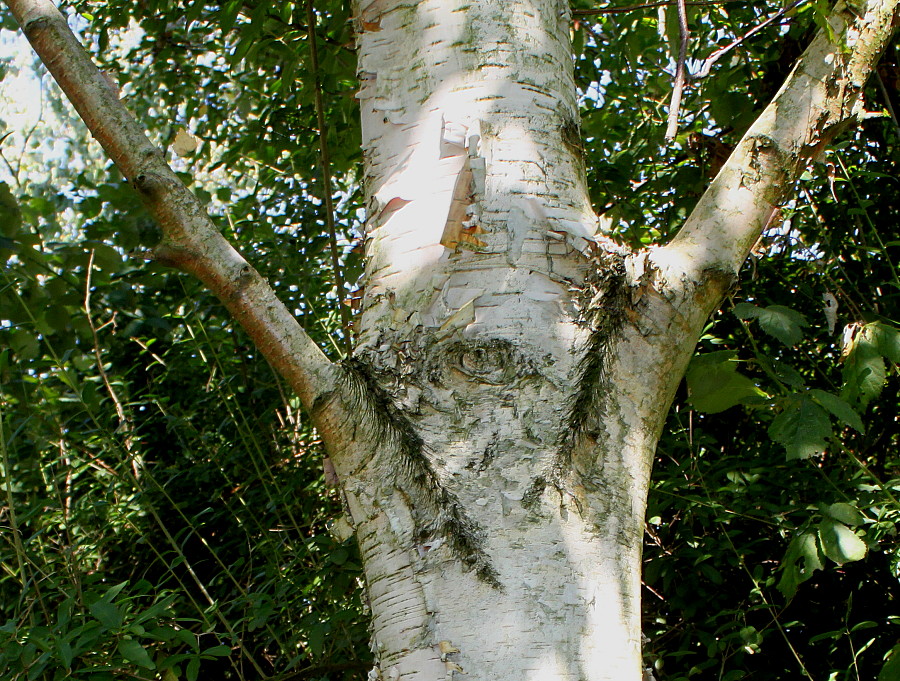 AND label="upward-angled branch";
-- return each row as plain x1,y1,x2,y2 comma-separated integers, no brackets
664,0,690,140
3,0,342,413
665,0,899,287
